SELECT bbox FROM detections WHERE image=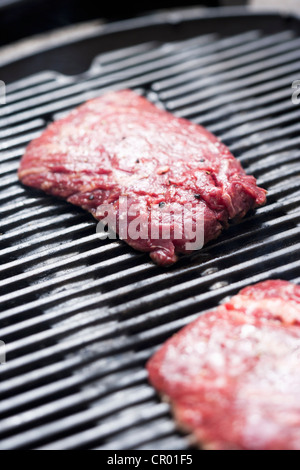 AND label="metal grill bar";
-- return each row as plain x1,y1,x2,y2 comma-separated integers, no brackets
2,239,300,379
173,85,294,120
0,385,160,450
0,12,300,450
166,71,299,112
0,119,45,139
1,198,299,344
1,208,299,329
3,261,299,394
5,71,66,94
37,398,169,451
1,262,300,450
0,369,151,438
1,32,297,129
0,215,92,258
0,348,153,415
97,419,181,451
153,41,299,94
1,32,259,119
